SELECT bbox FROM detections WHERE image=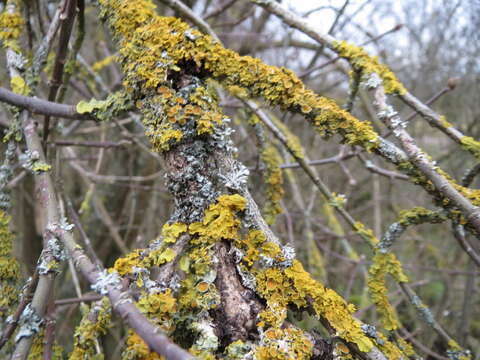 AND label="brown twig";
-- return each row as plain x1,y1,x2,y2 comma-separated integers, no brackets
49,139,131,148
55,294,103,306
43,0,78,147
0,87,95,120
204,0,237,19
42,302,56,360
